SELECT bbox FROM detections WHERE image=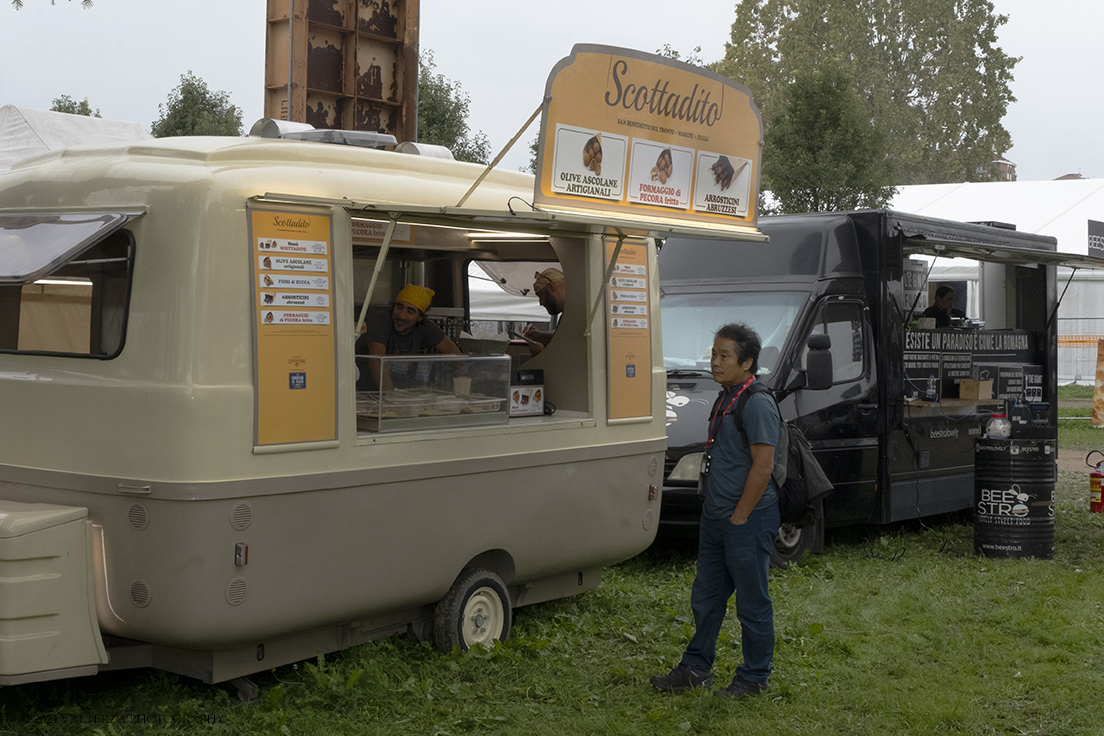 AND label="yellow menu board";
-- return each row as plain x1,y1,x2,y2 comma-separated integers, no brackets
607,240,652,419
536,45,762,228
249,210,337,446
